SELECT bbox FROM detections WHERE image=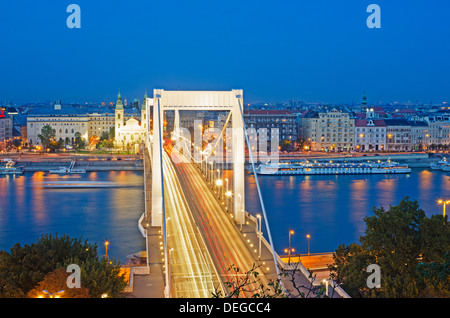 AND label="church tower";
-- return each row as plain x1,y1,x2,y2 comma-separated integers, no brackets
115,89,124,139
361,91,368,114
141,91,147,131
